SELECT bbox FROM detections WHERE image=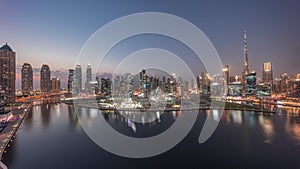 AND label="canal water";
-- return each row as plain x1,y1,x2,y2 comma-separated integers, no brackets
2,103,300,169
